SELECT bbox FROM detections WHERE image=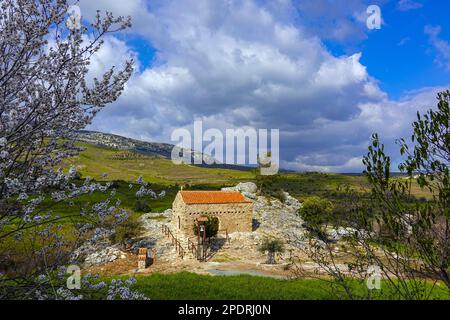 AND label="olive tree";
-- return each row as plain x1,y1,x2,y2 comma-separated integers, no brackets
360,90,449,295
296,90,449,300
259,238,284,264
